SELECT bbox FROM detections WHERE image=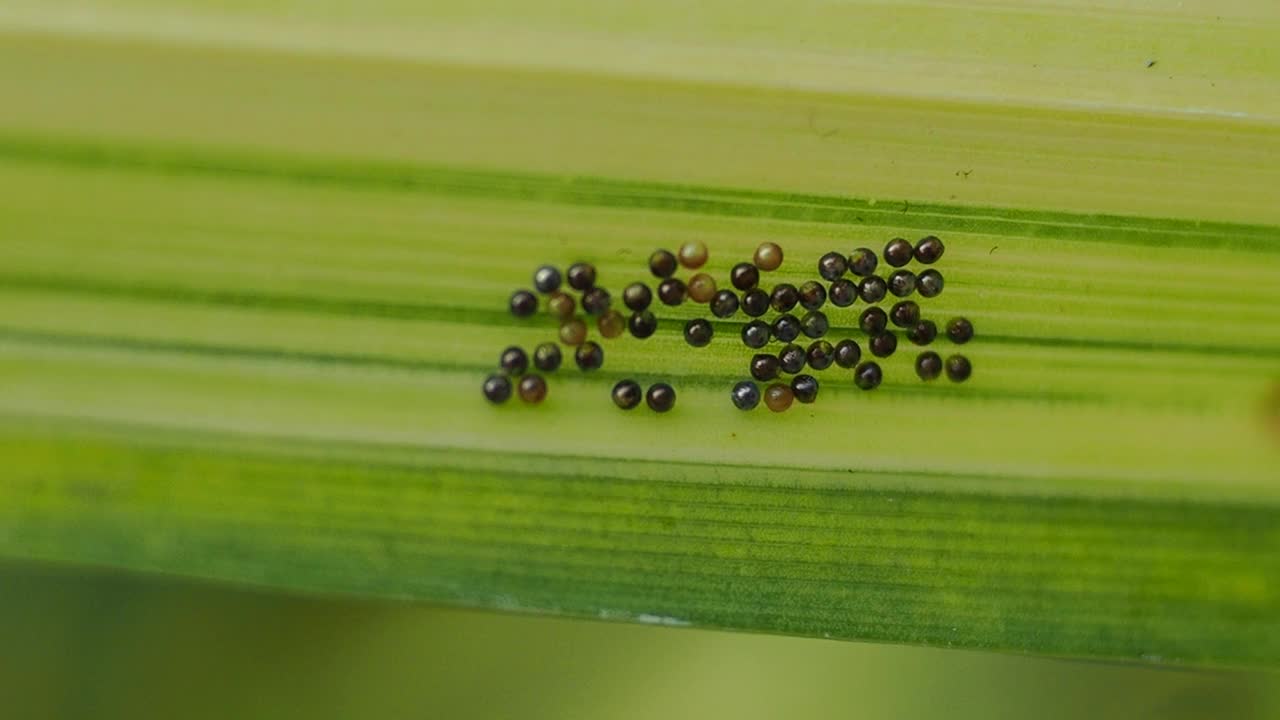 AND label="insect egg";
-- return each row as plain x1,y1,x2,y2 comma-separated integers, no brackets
869,331,898,358
764,383,794,412
509,290,538,317
730,262,760,291
800,310,829,339
907,319,938,346
798,281,827,310
741,320,771,348
684,318,714,347
858,276,888,304
945,355,972,382
710,290,740,318
559,317,588,346
679,241,709,269
854,362,882,390
597,309,625,338
499,346,529,375
741,288,771,317
533,265,561,293
533,342,562,372
883,238,913,267
646,383,677,412
859,307,888,335
917,269,945,298
770,283,799,312
833,339,862,368
818,252,848,281
482,374,512,404
612,379,643,410
828,278,858,307
754,242,784,271
915,351,943,381
890,300,920,328
806,340,835,370
574,341,605,370
657,278,688,306
778,343,806,374
888,269,916,298
772,314,801,343
622,282,652,312
517,374,548,403
731,380,761,410
914,235,945,264
946,317,974,344
848,247,878,276
649,250,678,278
628,311,658,339
566,262,597,290
687,273,717,303
791,374,819,403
